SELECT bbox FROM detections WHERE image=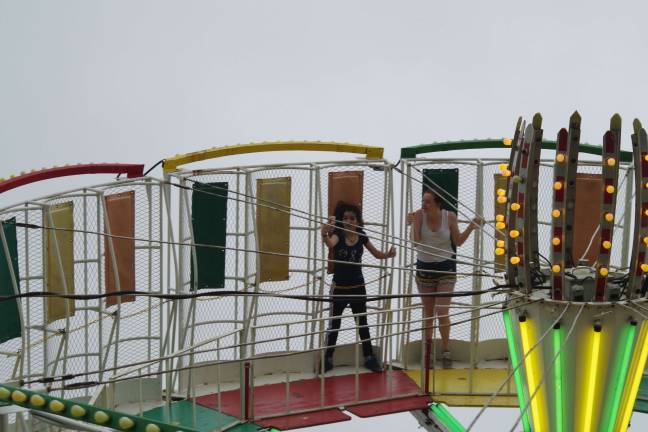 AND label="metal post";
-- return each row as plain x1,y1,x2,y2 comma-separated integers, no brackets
468,161,484,394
